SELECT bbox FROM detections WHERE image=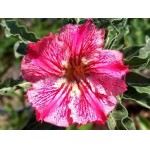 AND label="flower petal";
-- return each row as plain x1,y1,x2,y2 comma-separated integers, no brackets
21,33,64,82
69,81,117,125
76,21,105,57
58,20,105,63
26,77,72,127
86,50,129,73
85,50,129,96
86,74,127,96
